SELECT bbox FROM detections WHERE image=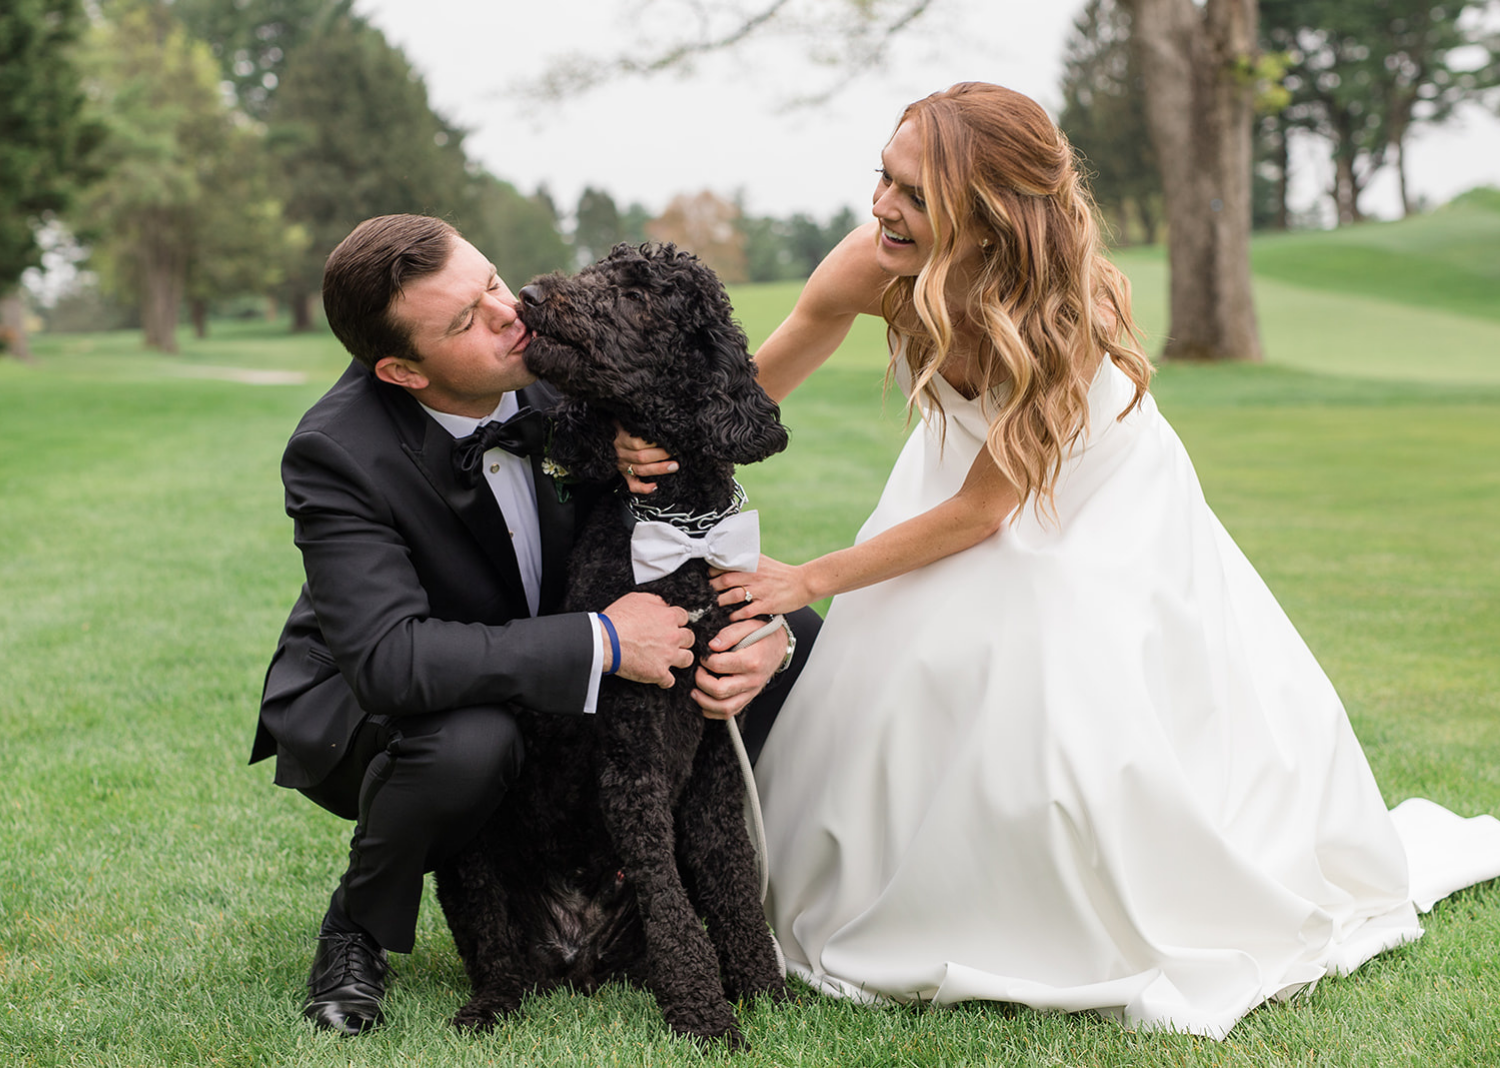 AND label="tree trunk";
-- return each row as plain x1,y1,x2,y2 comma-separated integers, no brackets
139,226,184,354
1395,137,1411,218
1272,119,1289,231
290,289,313,333
1137,196,1161,246
190,298,209,338
1333,154,1362,226
0,290,35,362
1124,0,1262,362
